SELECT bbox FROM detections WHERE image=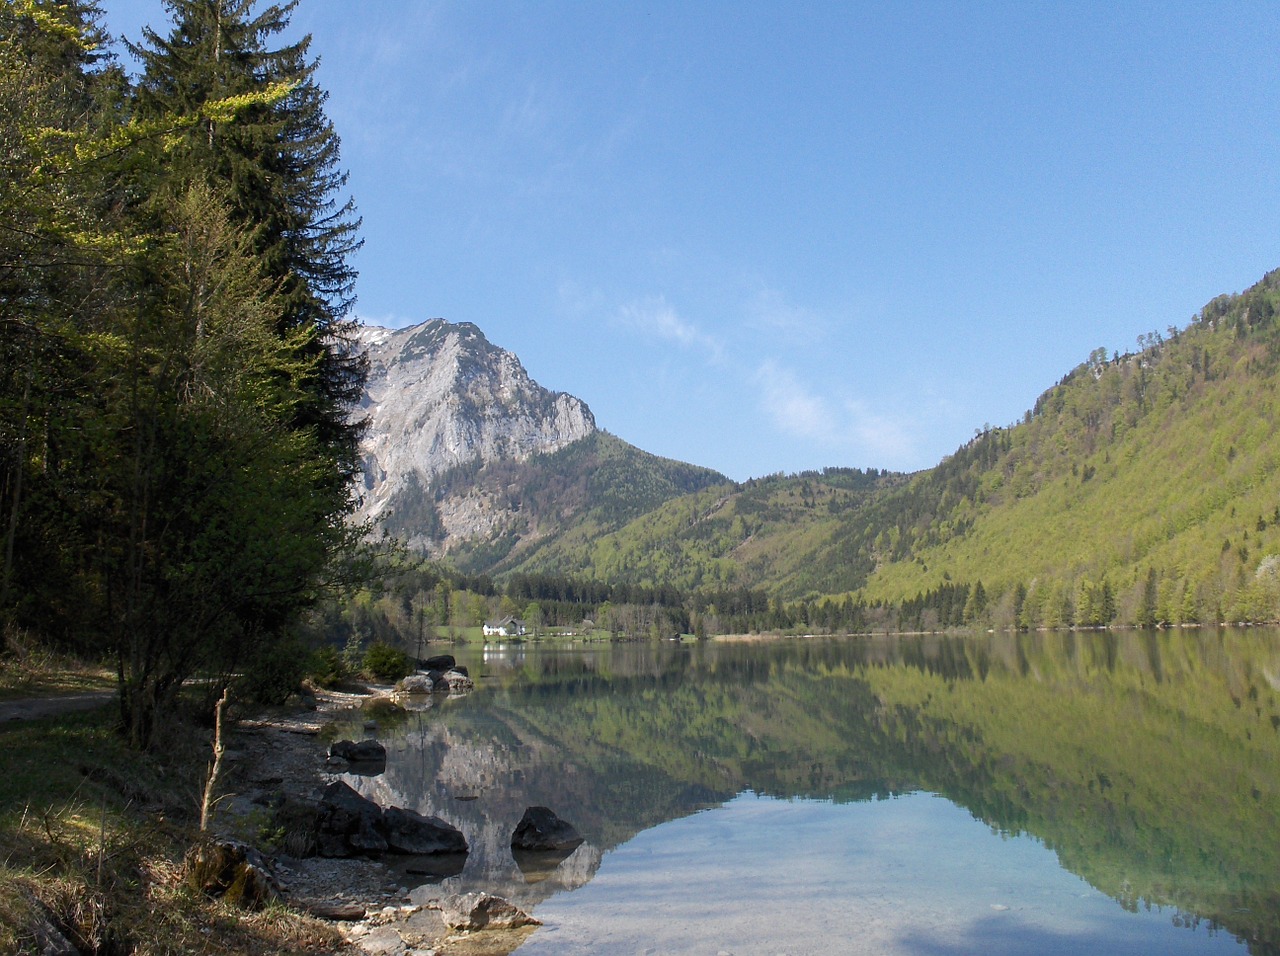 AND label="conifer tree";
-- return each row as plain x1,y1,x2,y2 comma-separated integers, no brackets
129,0,365,487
